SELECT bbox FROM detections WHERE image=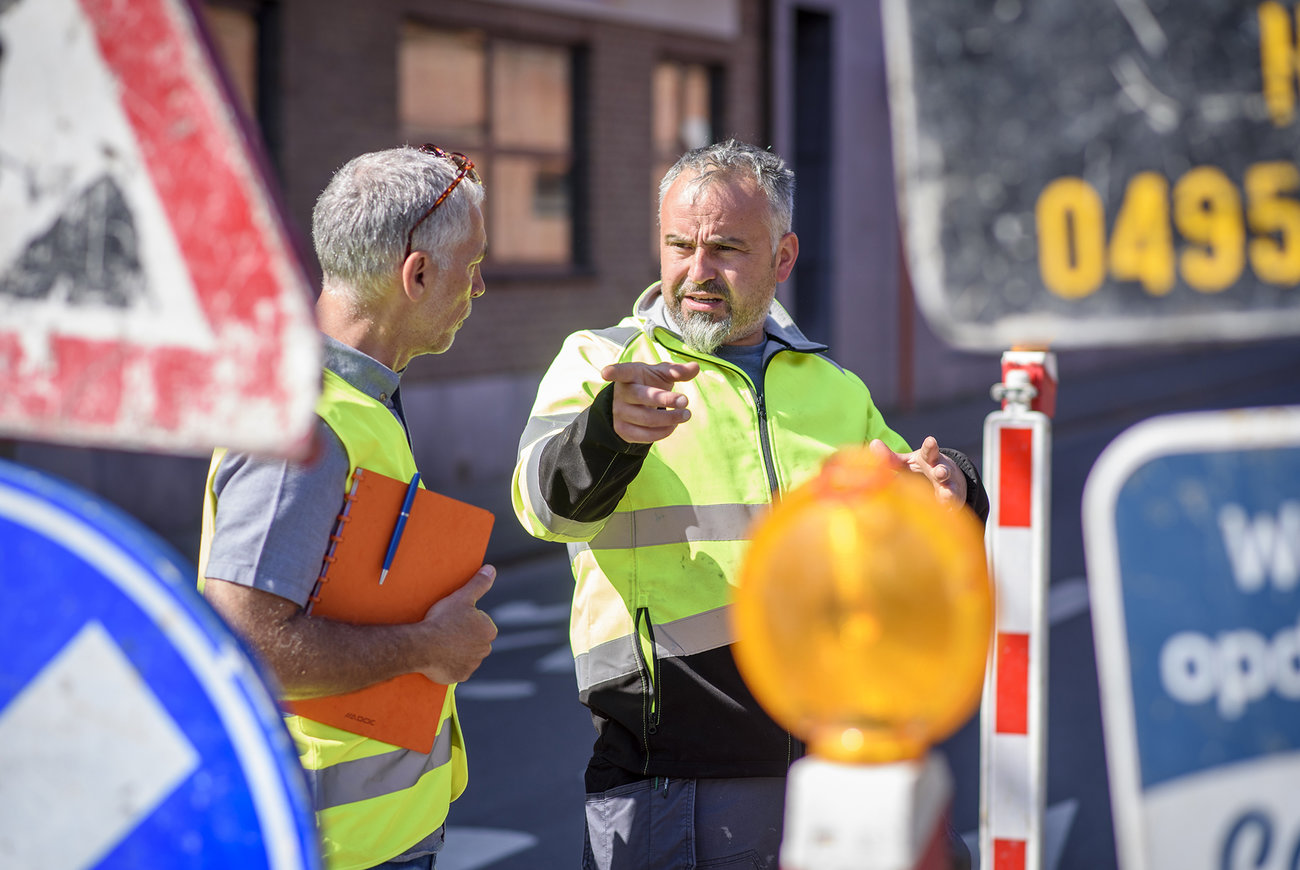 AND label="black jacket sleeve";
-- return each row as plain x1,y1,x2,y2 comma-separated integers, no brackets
940,447,990,524
536,384,651,523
